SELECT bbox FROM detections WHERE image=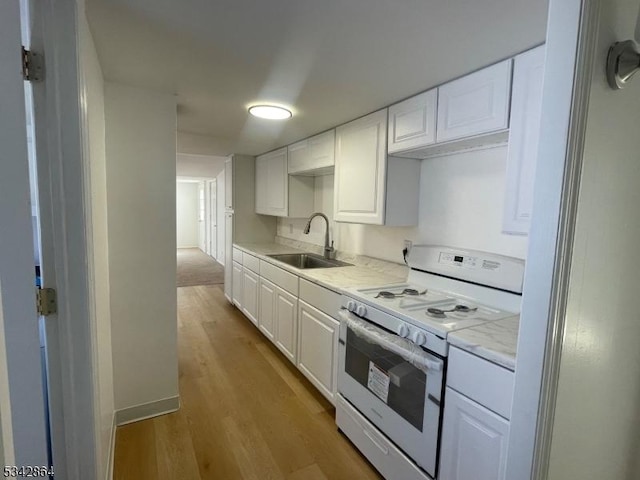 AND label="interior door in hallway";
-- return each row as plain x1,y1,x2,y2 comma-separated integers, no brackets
198,181,206,253
0,0,50,467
